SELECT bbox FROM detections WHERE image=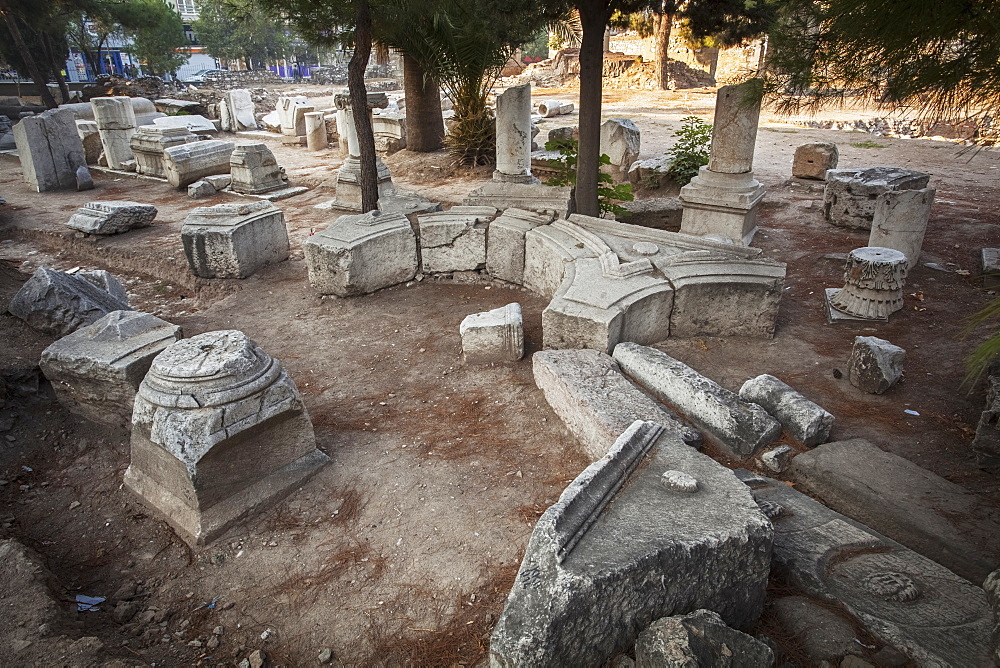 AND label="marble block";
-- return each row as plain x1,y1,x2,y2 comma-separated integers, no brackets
181,201,290,279
65,201,157,235
460,303,524,364
162,140,235,189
